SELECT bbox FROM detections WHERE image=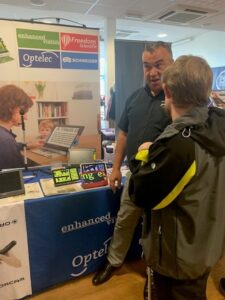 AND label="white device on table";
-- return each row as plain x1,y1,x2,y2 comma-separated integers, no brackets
30,125,84,158
68,148,96,167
